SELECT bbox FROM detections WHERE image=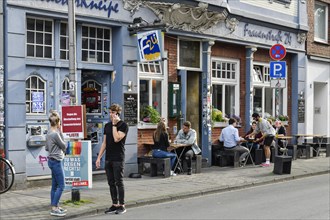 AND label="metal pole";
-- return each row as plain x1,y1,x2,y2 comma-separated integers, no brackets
68,0,77,106
68,0,80,202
